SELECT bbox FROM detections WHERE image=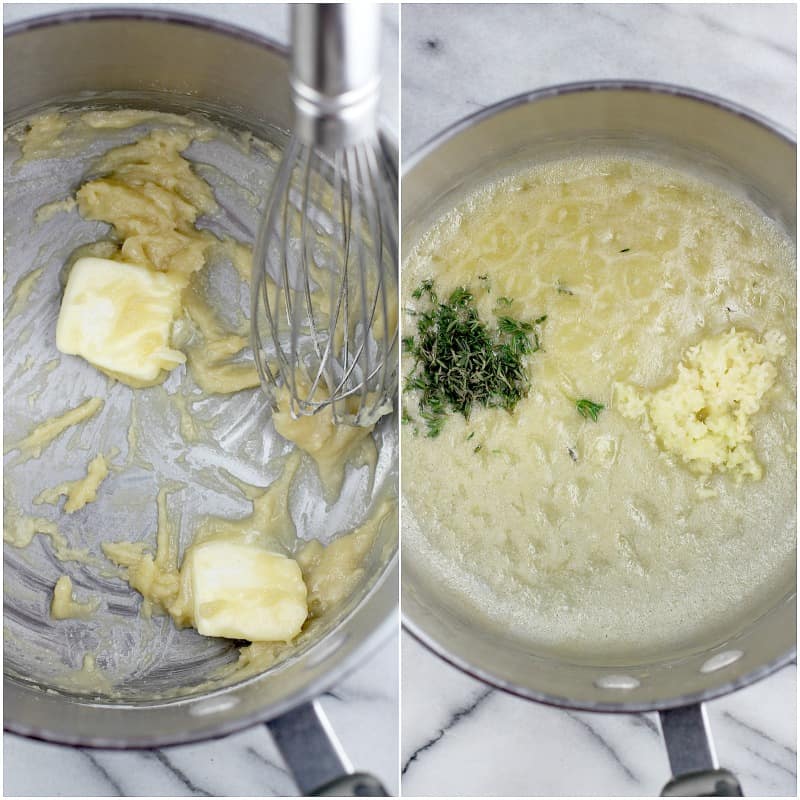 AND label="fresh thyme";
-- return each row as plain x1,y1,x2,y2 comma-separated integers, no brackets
412,279,434,300
576,398,604,422
403,280,545,437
